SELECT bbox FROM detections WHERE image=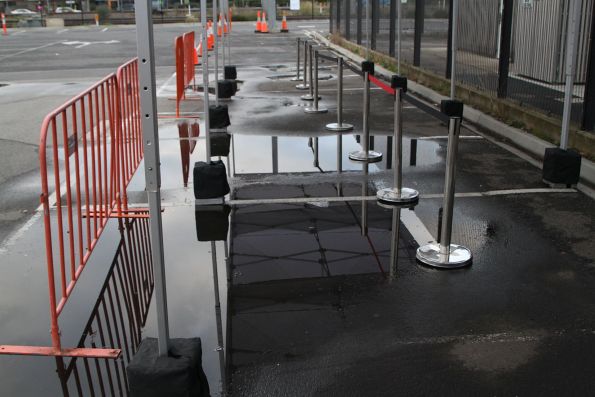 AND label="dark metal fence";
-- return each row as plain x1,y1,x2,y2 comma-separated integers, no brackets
330,0,595,131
